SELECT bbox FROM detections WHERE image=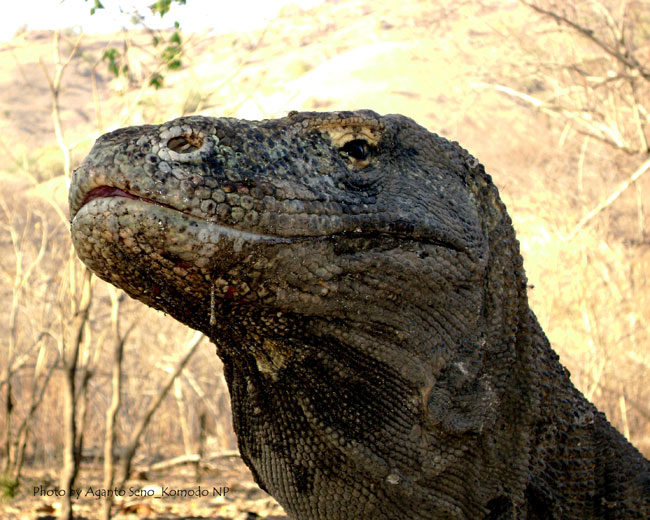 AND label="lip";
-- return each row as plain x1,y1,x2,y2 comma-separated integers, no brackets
73,189,292,247
79,185,181,215
75,186,467,253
